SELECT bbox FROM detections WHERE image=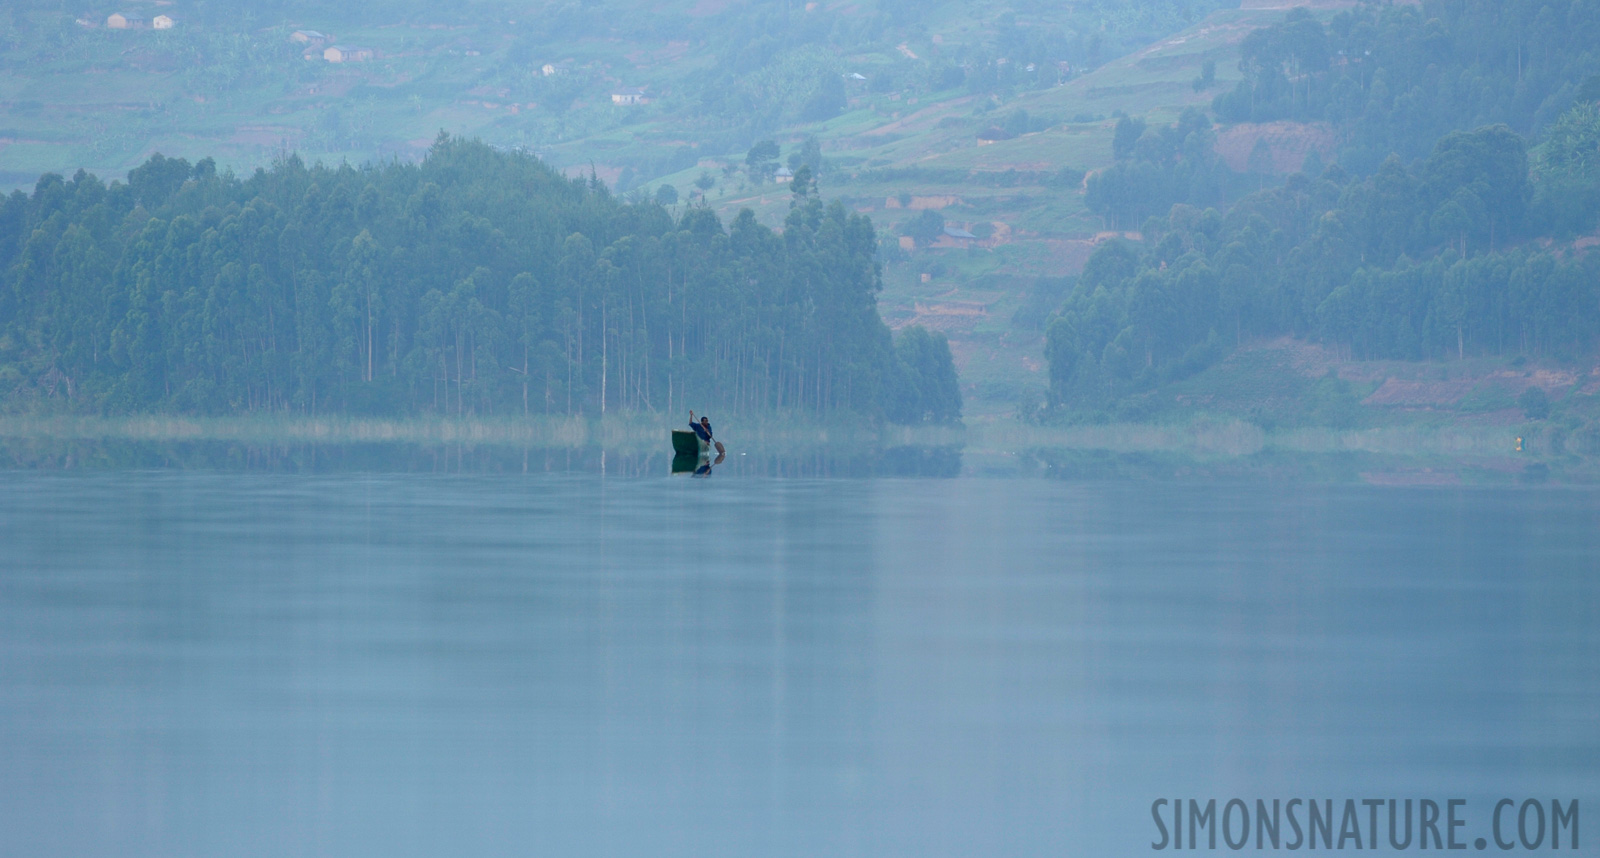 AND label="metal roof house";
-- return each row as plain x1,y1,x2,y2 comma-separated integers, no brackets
611,87,647,105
